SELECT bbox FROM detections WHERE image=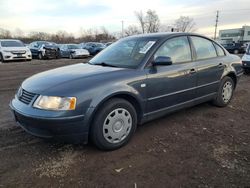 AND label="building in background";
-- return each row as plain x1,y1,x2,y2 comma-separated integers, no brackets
219,26,250,44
